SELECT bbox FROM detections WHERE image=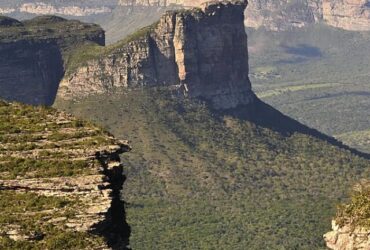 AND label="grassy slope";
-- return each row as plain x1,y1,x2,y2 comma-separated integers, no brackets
55,89,370,249
248,24,370,153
